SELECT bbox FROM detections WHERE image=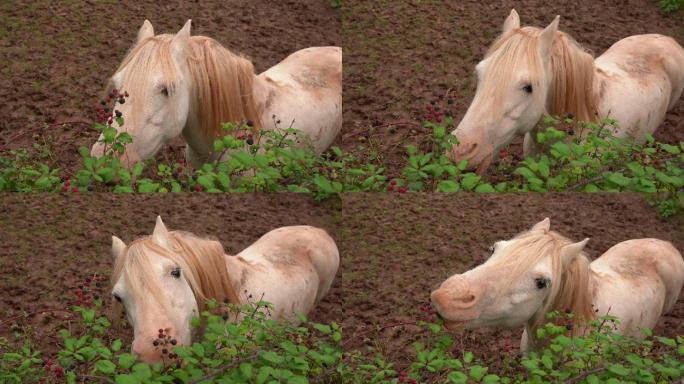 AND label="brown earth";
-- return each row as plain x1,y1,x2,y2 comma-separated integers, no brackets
342,0,684,177
0,0,341,174
0,194,341,355
339,193,684,370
